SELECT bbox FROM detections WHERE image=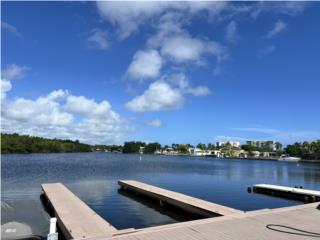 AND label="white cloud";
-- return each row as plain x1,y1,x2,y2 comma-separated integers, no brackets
96,1,307,41
1,79,131,144
158,33,226,64
125,73,210,112
1,64,28,80
267,20,287,38
64,95,112,116
226,21,239,43
1,79,12,100
164,73,210,96
164,72,189,89
96,1,227,40
148,119,163,128
146,11,227,65
1,21,22,37
258,45,276,58
87,29,109,49
126,49,163,80
4,90,73,127
125,81,183,112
